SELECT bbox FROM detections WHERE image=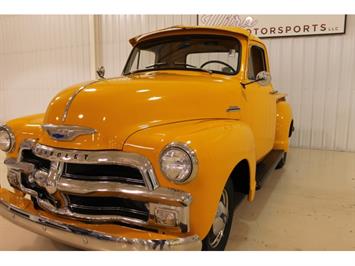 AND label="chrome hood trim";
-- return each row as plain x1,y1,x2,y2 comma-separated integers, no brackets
61,80,100,122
